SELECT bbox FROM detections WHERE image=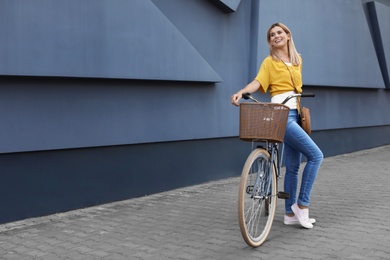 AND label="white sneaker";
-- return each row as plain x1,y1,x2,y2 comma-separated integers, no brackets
291,203,313,229
284,215,316,225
